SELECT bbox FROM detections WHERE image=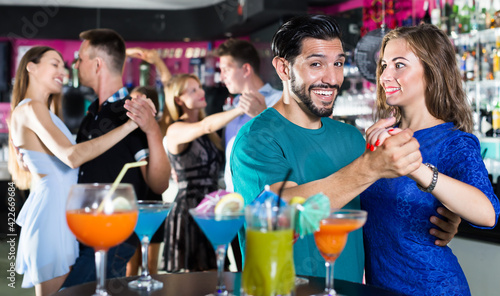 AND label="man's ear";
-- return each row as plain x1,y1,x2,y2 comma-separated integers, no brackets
272,57,290,81
242,63,252,78
95,57,103,74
